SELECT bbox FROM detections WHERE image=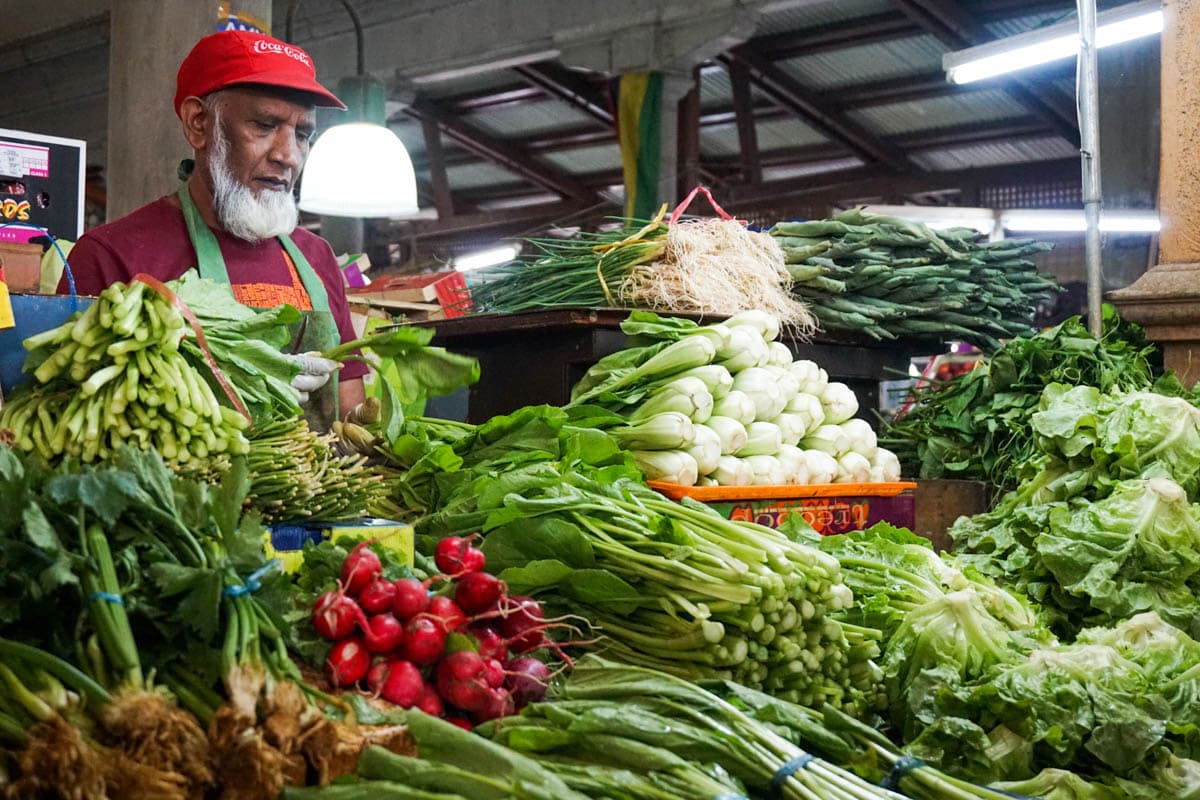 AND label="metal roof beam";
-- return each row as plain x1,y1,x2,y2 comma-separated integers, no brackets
404,99,595,202
720,49,915,172
511,62,614,126
726,156,1080,207
727,59,763,184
